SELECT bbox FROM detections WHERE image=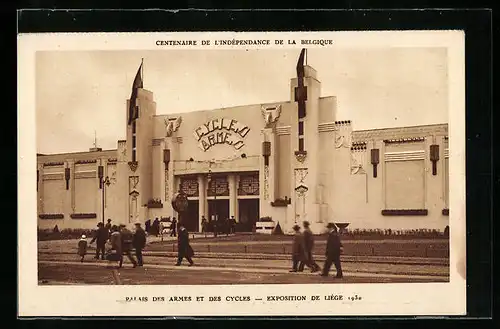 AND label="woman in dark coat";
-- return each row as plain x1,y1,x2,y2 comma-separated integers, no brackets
290,224,307,272
175,224,194,266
